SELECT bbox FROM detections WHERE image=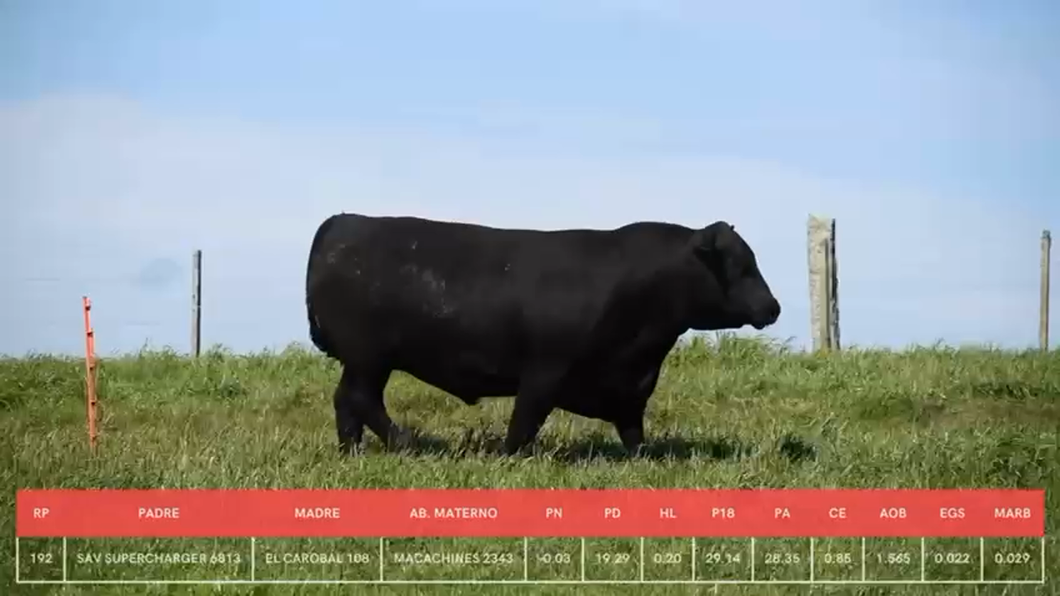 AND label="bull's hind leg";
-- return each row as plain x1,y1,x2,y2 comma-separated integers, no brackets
503,395,555,456
334,364,405,454
503,374,562,456
332,369,364,455
612,397,648,456
613,416,645,456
